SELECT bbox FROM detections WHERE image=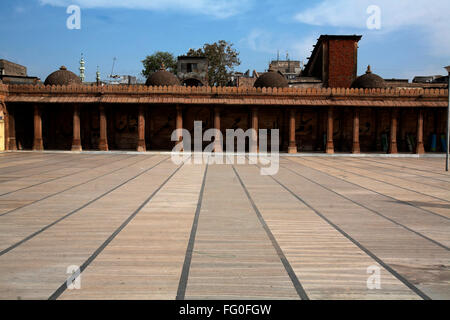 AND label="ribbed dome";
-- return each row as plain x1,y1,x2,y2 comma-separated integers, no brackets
254,65,289,89
146,64,180,87
351,65,386,89
44,66,81,86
